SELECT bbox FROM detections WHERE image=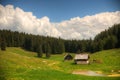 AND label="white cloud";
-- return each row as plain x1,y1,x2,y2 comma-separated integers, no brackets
0,4,120,40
